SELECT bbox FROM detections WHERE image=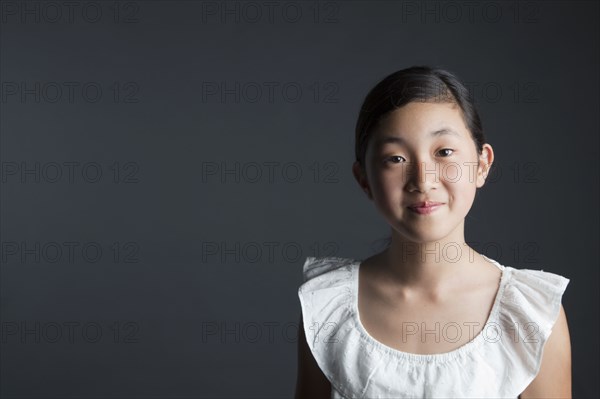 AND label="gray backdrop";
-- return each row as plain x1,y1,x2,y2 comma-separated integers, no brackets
1,1,598,398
